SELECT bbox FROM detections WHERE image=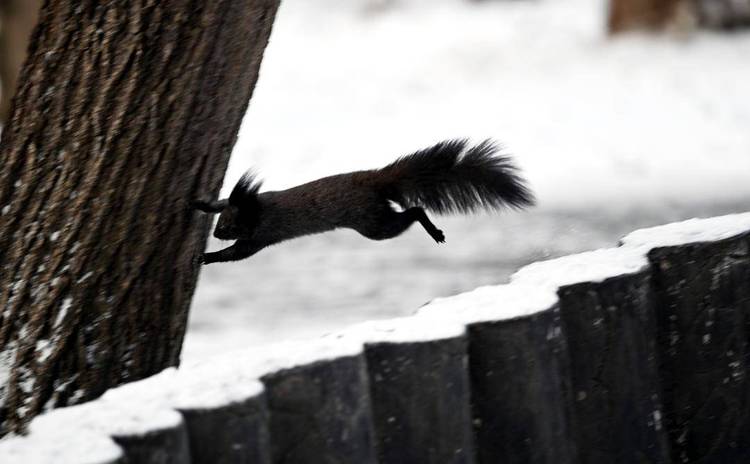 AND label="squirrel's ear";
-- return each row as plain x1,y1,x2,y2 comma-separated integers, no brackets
229,170,263,207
